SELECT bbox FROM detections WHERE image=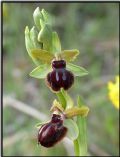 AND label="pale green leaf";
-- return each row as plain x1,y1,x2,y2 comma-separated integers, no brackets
61,49,80,62
33,7,43,29
76,96,88,156
38,24,53,52
64,119,79,141
77,116,87,156
30,64,52,79
52,31,61,54
31,49,54,64
67,63,88,77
